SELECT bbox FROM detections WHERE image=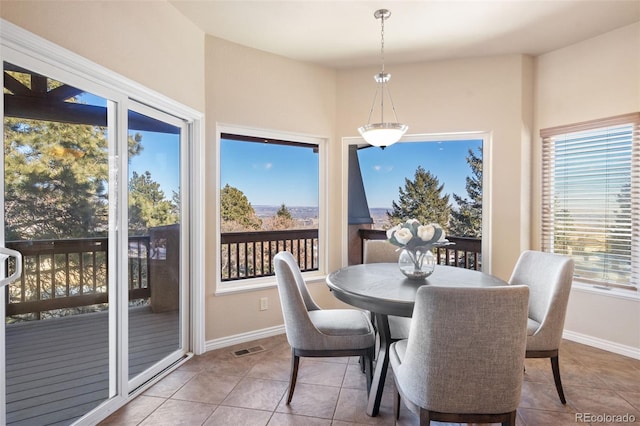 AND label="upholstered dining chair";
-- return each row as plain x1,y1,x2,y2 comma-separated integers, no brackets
273,251,376,404
509,250,575,404
362,239,412,339
390,285,530,426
